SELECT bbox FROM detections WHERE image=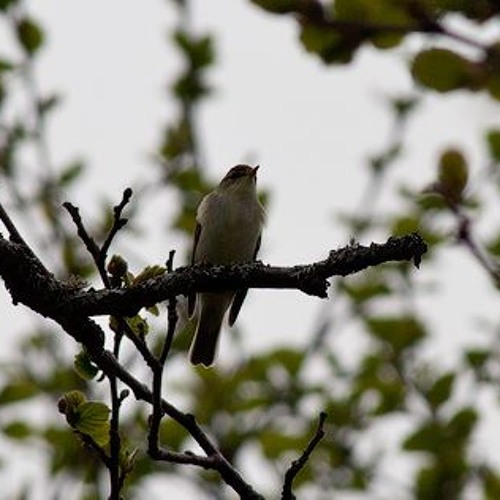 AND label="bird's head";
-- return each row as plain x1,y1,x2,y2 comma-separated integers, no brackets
219,165,259,191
